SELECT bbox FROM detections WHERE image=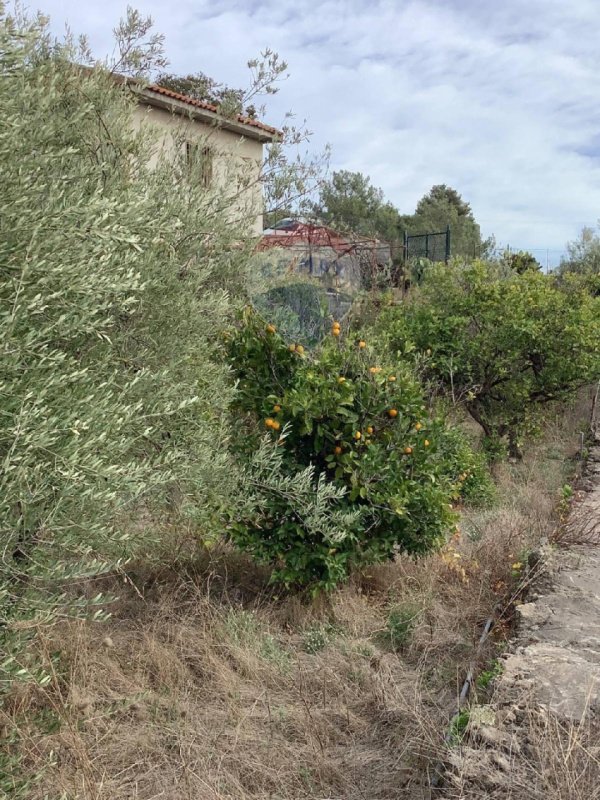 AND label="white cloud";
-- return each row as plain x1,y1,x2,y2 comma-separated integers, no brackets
25,0,600,262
